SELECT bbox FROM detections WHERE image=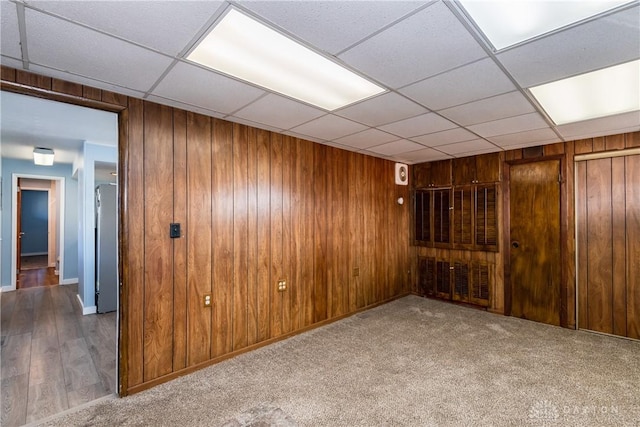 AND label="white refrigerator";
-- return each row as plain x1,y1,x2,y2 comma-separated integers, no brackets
96,184,117,313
